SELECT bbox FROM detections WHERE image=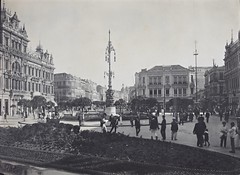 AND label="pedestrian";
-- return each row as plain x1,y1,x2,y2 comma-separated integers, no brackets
3,112,7,123
160,115,166,141
130,116,134,127
224,111,229,123
219,110,223,121
205,111,210,123
100,114,108,133
204,129,210,146
179,112,184,125
220,121,228,148
171,118,178,140
229,122,237,153
189,112,194,122
109,115,118,133
149,113,159,140
193,116,206,147
77,113,83,126
135,115,141,136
